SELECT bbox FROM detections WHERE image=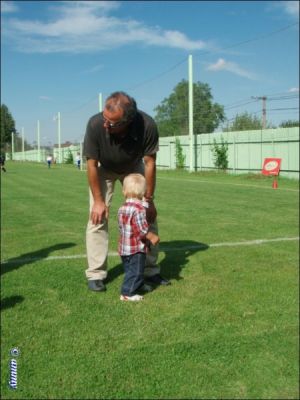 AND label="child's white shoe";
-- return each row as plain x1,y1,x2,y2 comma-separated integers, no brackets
120,294,144,302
